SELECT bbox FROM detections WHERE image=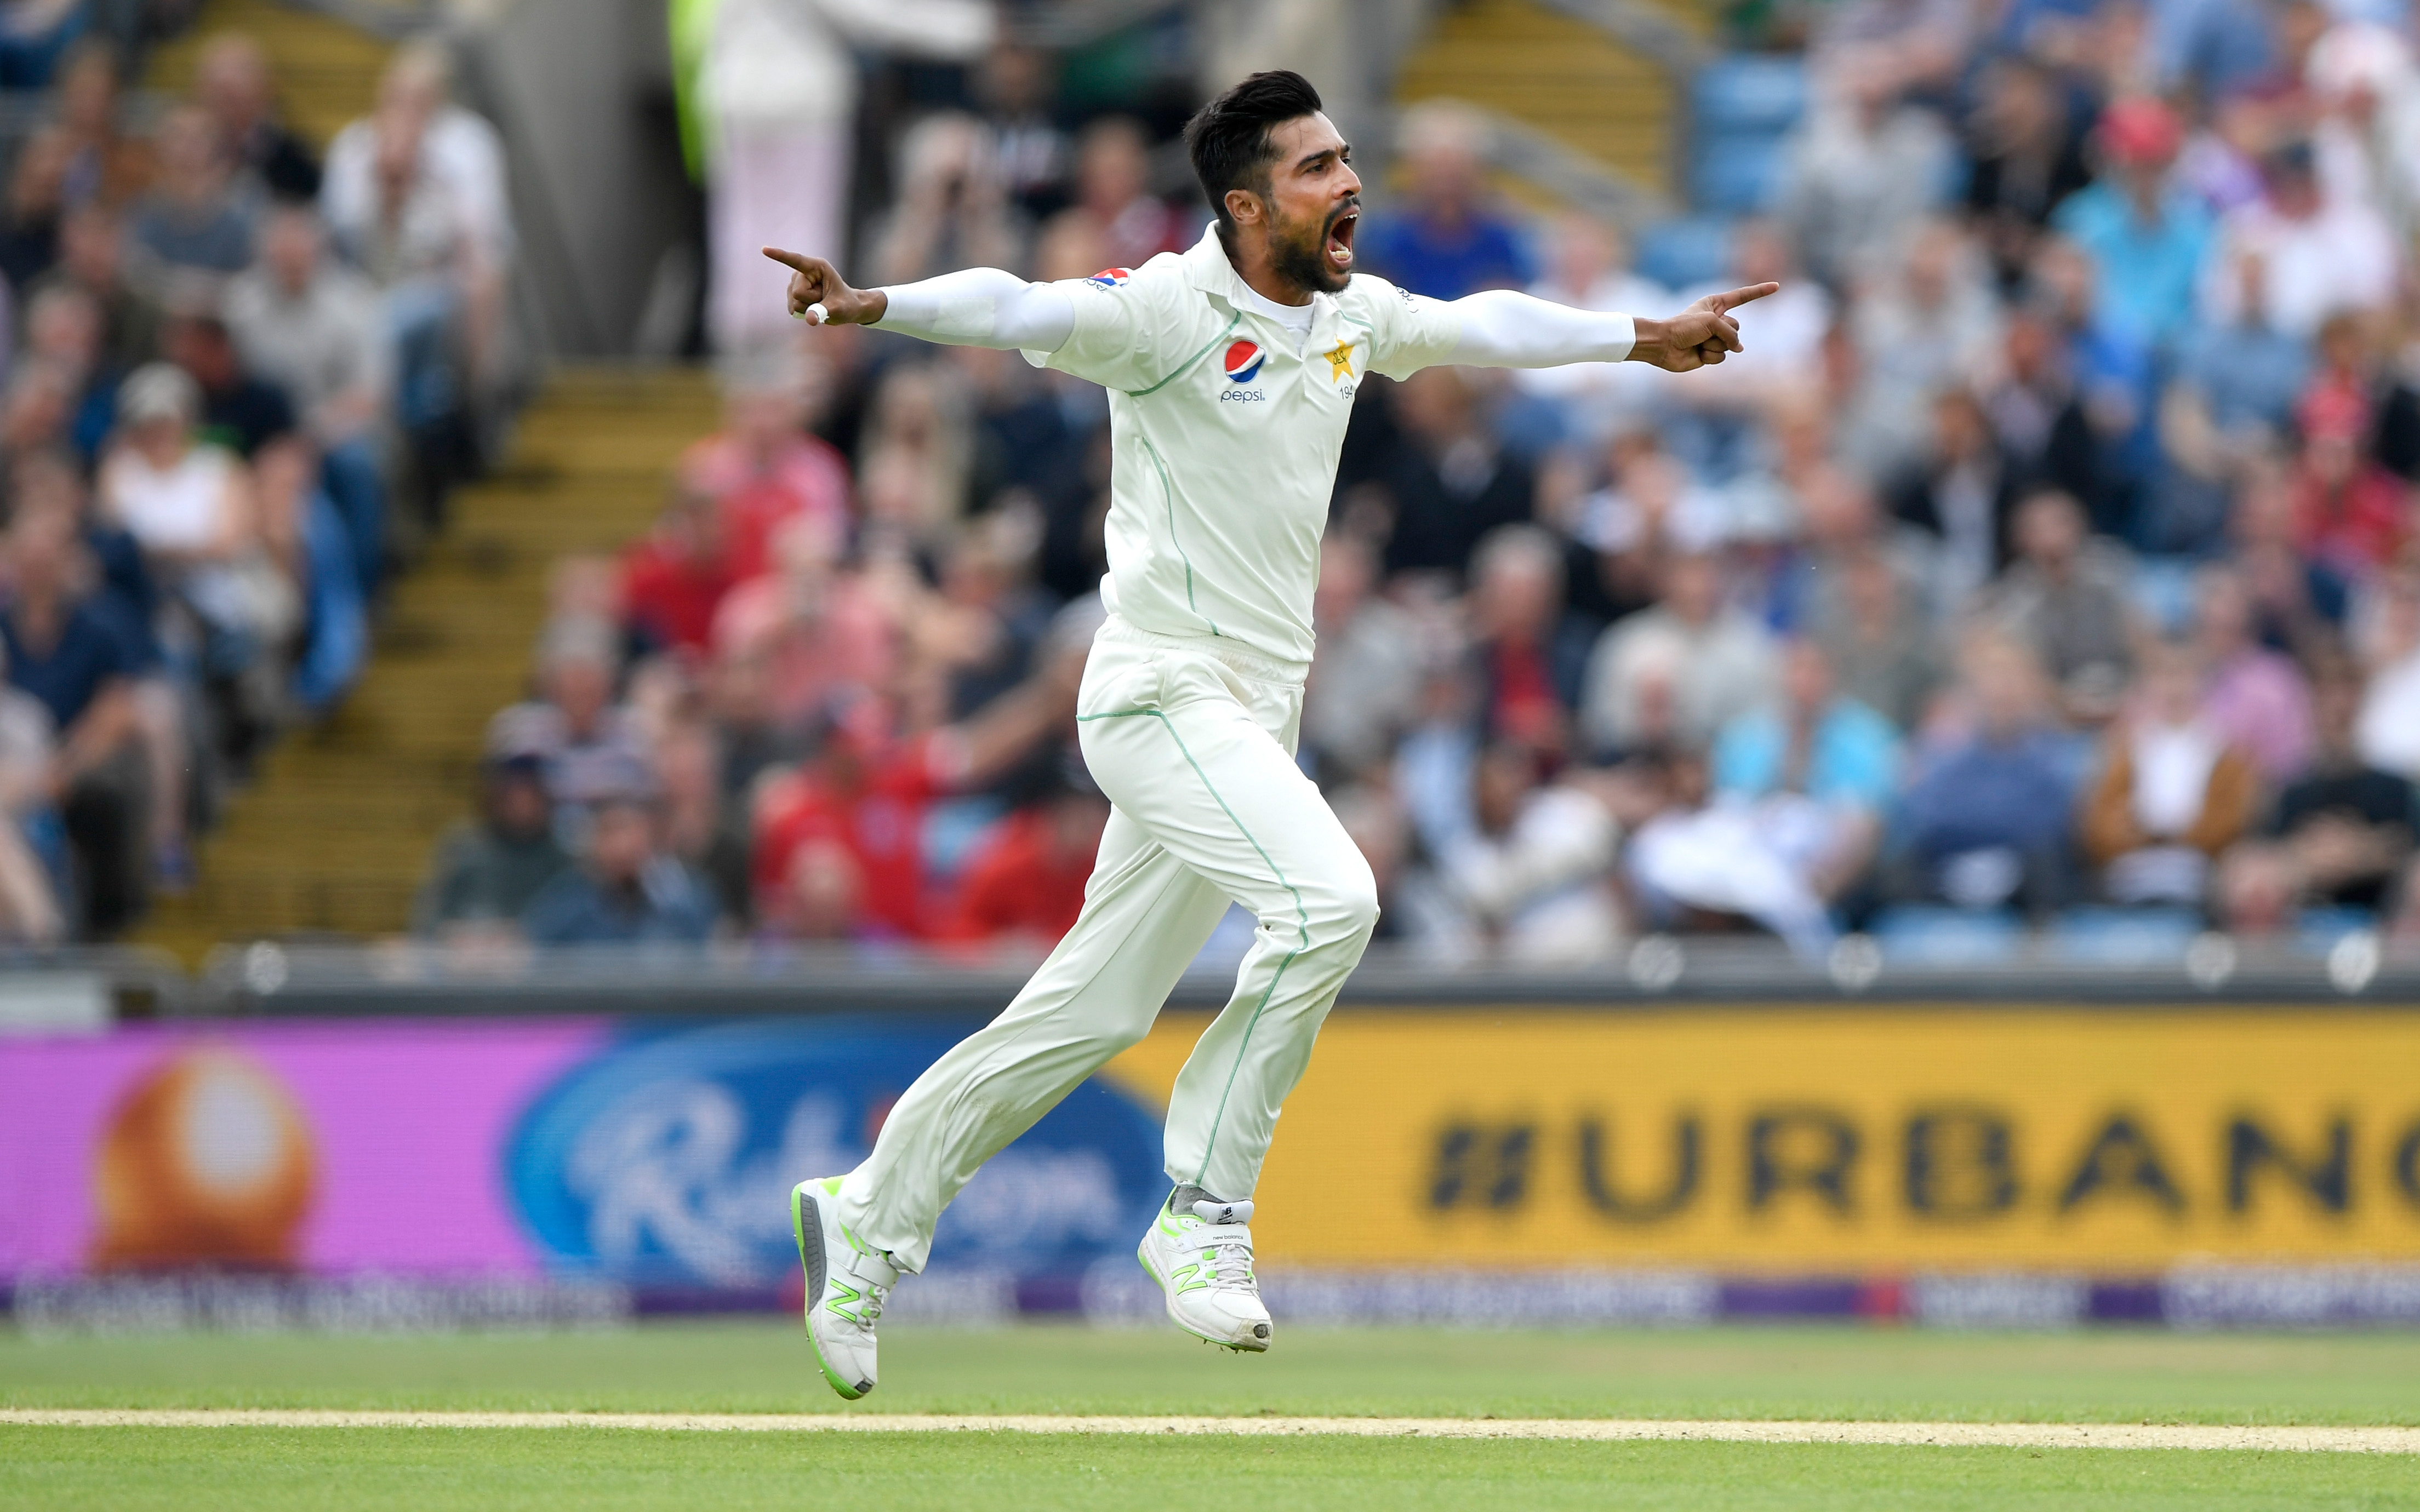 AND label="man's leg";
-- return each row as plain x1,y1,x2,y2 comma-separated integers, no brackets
833,807,1229,1273
1076,659,1379,1202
